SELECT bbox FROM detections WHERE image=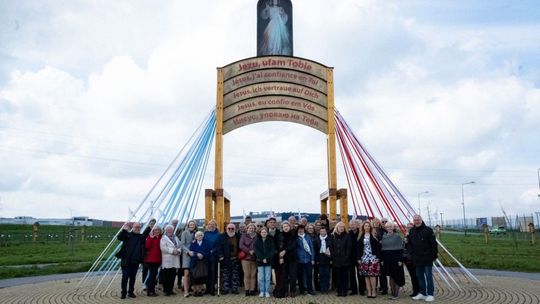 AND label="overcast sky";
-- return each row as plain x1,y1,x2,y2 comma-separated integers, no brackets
1,0,539,222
